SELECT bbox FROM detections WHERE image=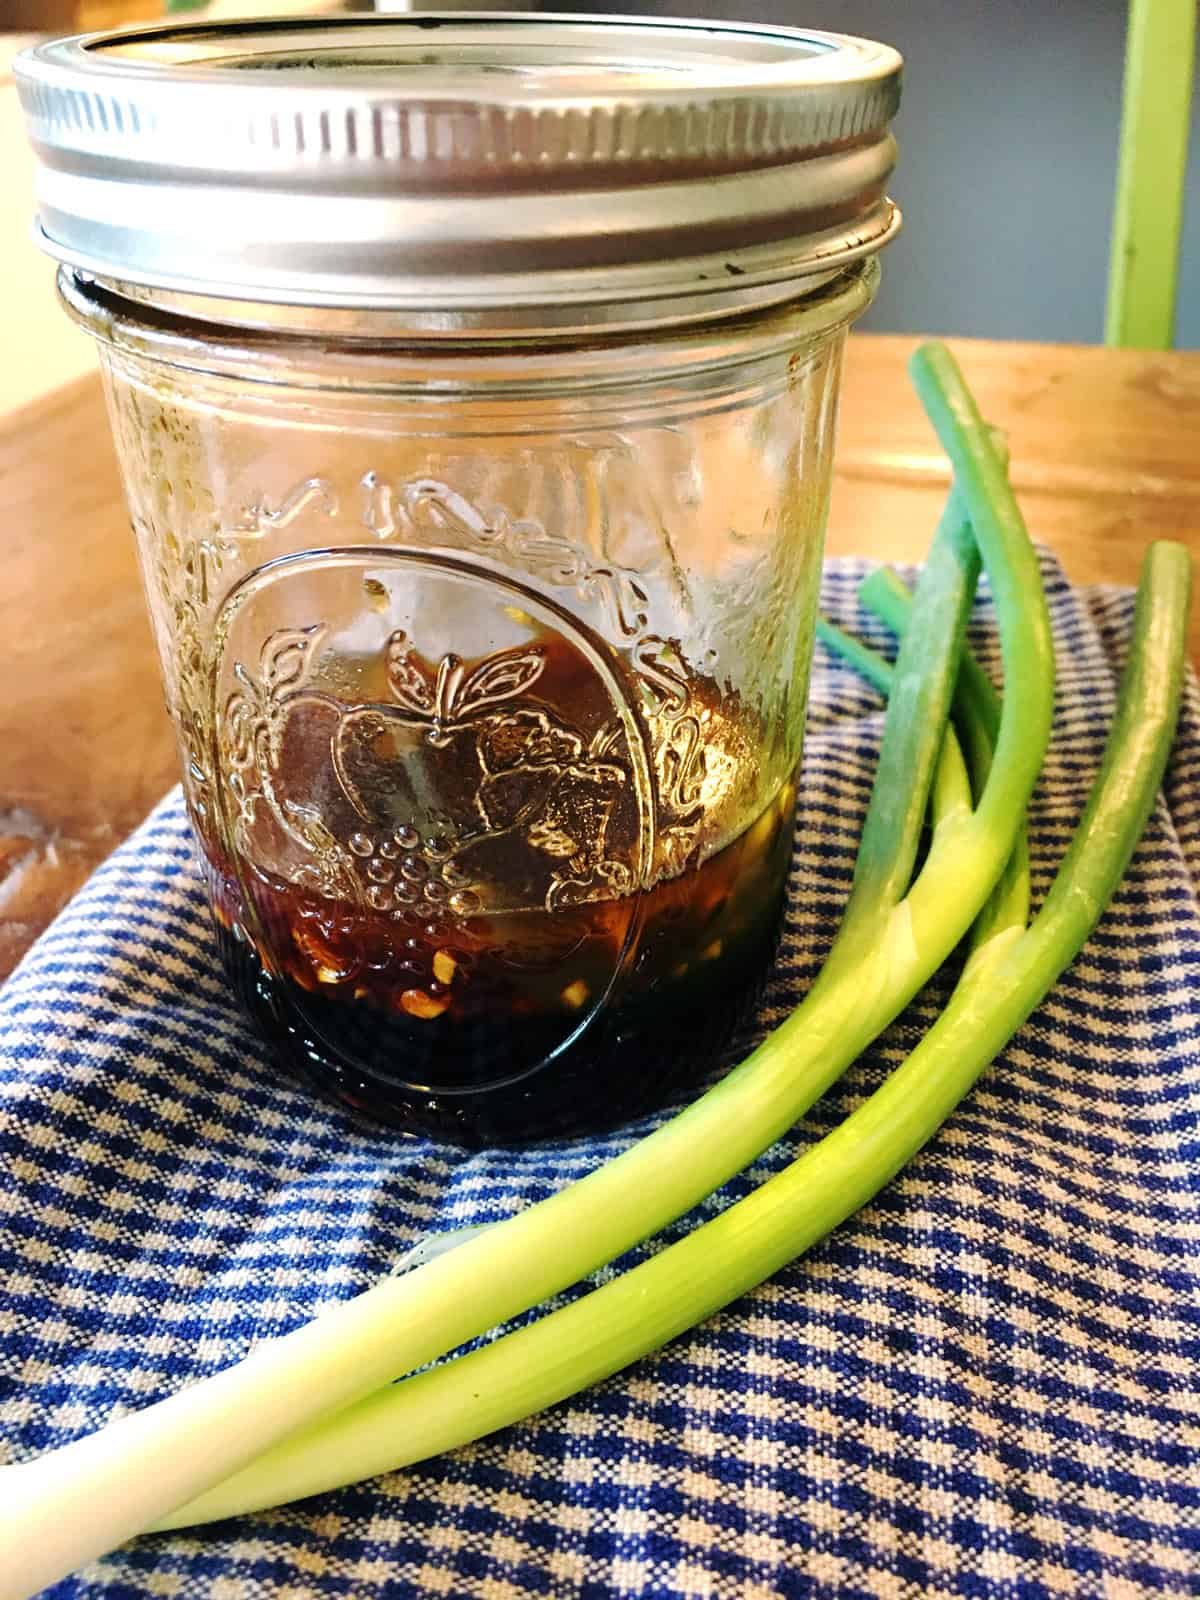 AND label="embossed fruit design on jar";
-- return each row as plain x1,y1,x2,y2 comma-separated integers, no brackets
18,14,902,1142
